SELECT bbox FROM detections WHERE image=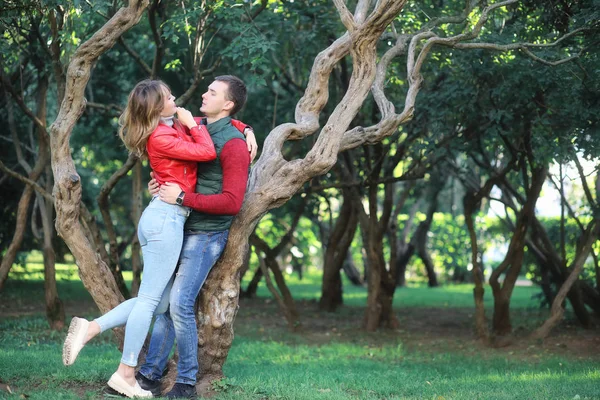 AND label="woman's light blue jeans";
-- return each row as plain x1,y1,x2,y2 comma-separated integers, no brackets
94,197,189,367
